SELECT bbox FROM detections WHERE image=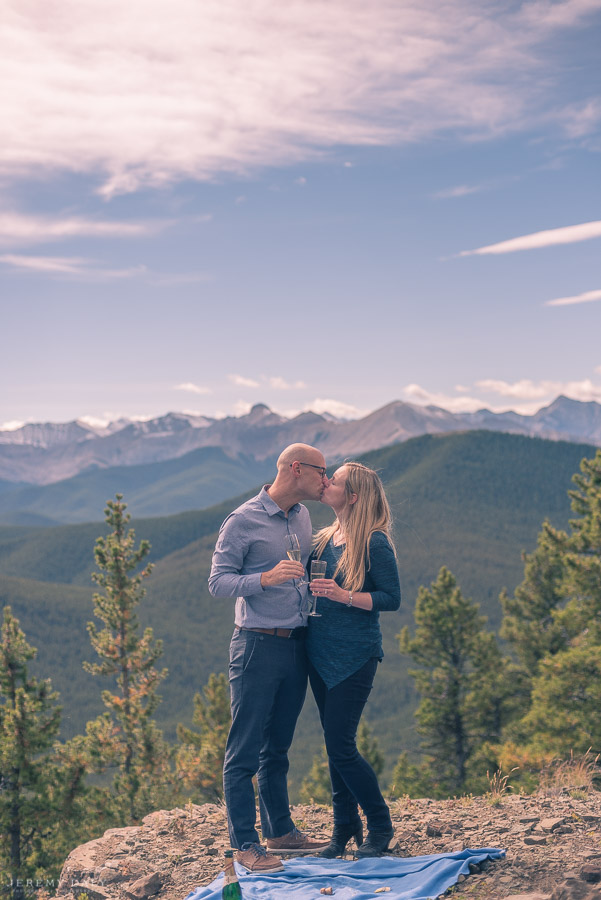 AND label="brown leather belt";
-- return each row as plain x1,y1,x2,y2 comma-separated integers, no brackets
235,625,307,640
